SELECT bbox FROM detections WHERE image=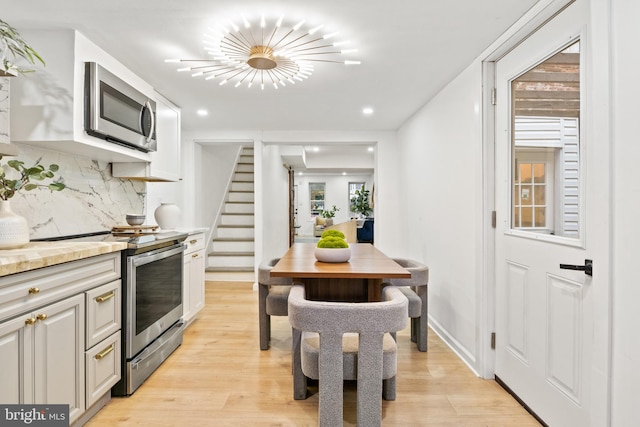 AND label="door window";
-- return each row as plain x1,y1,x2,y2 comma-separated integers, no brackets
510,41,580,239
